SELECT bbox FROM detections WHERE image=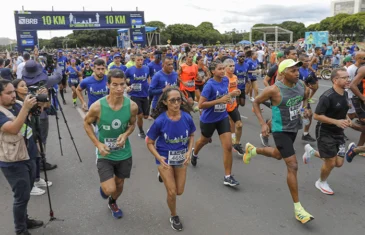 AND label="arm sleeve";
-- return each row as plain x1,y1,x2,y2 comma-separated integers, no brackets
315,95,329,115
200,82,211,99
188,115,196,134
149,74,163,96
146,118,160,141
0,112,11,128
79,78,88,90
